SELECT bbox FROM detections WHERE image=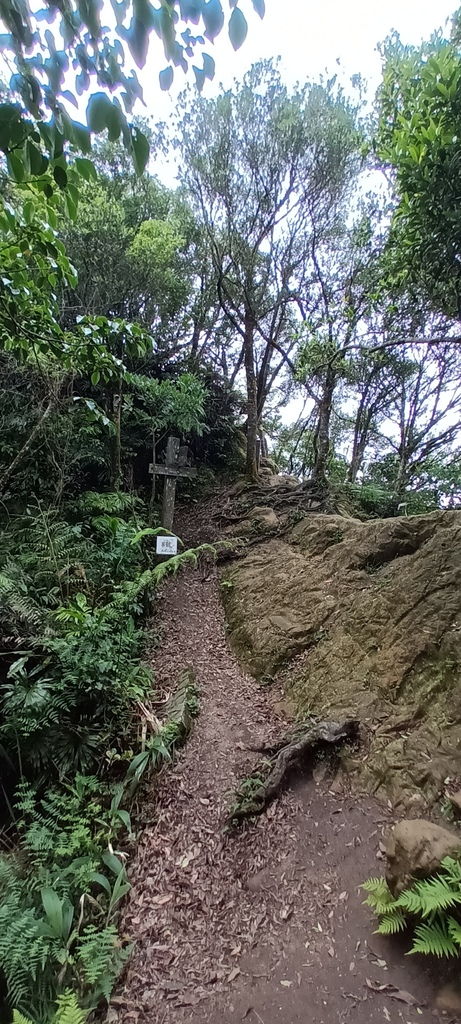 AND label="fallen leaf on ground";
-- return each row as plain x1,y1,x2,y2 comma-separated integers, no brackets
152,893,173,906
365,980,418,1006
227,966,241,982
